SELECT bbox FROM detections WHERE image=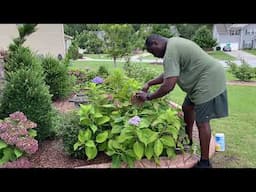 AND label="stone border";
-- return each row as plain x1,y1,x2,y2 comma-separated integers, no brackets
75,101,216,168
